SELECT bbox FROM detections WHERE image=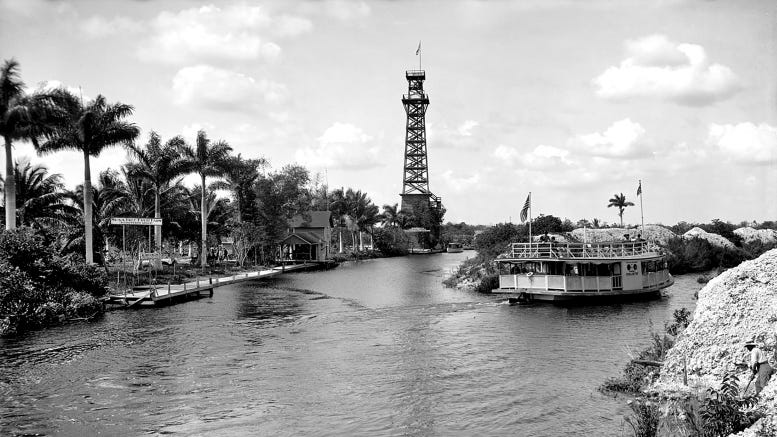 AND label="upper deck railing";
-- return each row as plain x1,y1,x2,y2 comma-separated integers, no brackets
506,241,661,260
